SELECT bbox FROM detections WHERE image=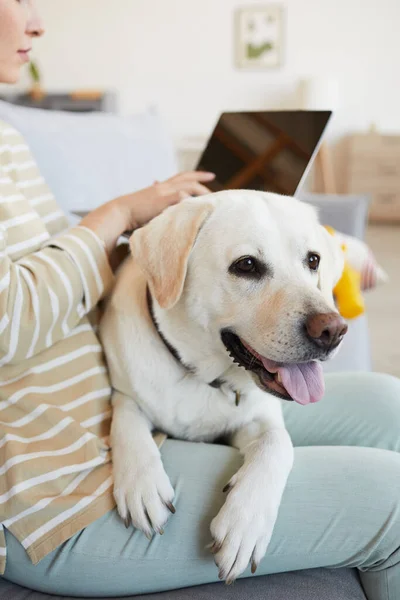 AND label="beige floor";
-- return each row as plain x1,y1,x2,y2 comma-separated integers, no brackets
365,225,400,377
